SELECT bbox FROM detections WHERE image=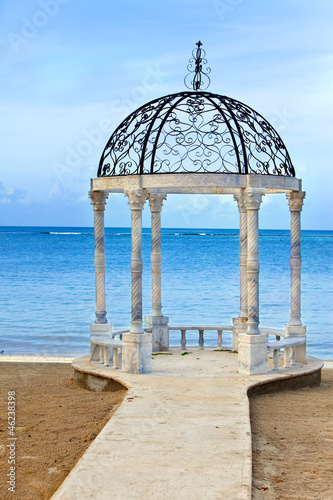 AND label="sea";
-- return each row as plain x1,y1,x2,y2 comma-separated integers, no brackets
0,227,332,359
